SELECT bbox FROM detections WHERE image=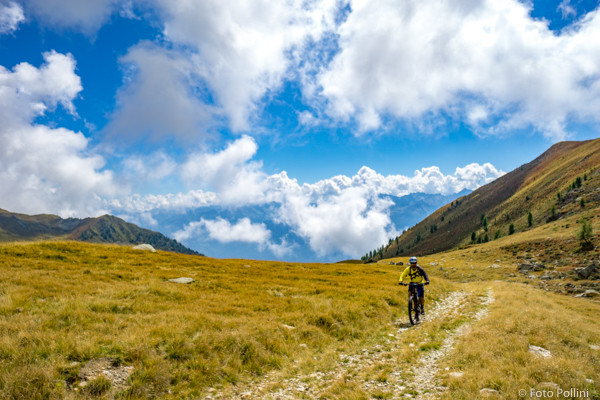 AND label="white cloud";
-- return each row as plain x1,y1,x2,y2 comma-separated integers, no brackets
135,139,504,258
115,190,217,213
0,51,121,217
313,0,600,139
181,135,268,205
121,151,177,182
0,1,24,34
22,0,118,33
125,0,341,132
277,186,397,257
558,0,577,19
108,43,216,142
173,217,291,257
